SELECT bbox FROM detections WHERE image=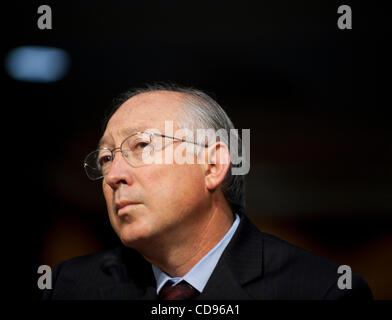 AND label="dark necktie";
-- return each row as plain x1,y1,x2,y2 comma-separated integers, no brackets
158,281,199,300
